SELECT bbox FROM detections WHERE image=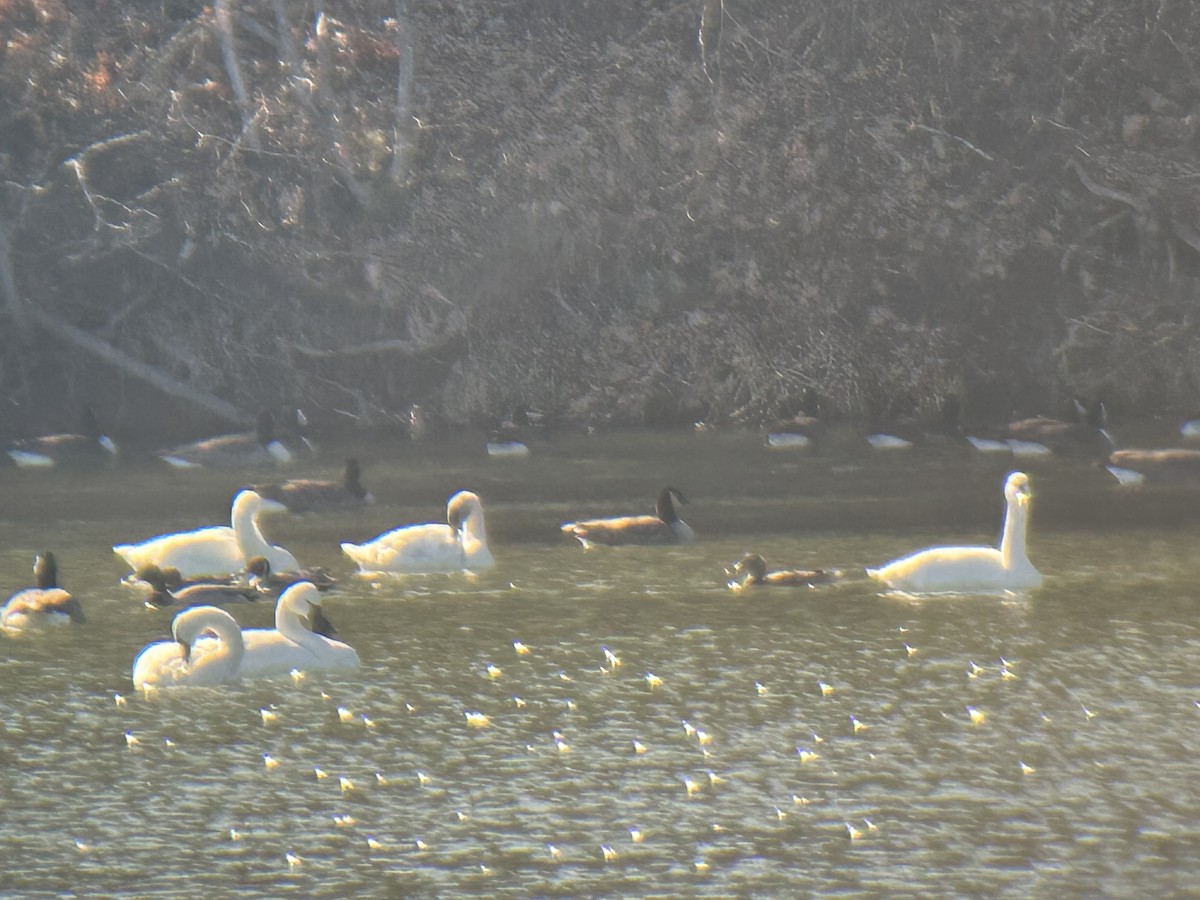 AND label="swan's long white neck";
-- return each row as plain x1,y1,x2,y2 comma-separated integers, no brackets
461,505,487,547
274,589,321,649
999,494,1030,569
177,608,245,680
231,495,273,560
